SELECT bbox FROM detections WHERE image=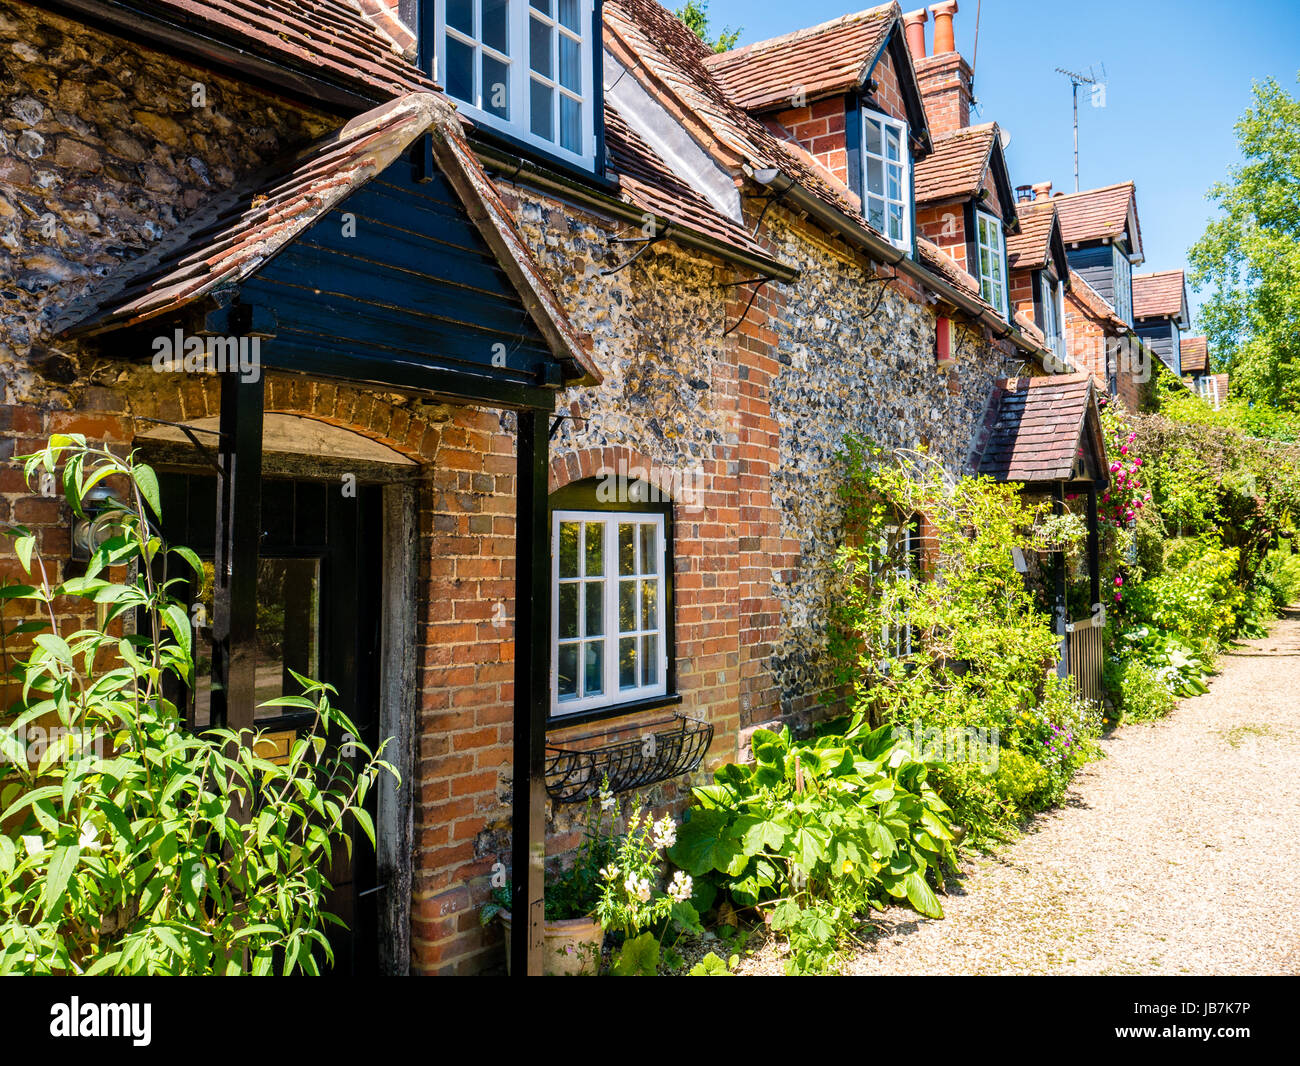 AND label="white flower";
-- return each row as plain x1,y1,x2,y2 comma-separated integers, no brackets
599,864,618,881
652,816,677,849
21,835,43,857
78,823,101,852
668,870,693,903
599,787,615,812
624,874,639,896
635,878,652,902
